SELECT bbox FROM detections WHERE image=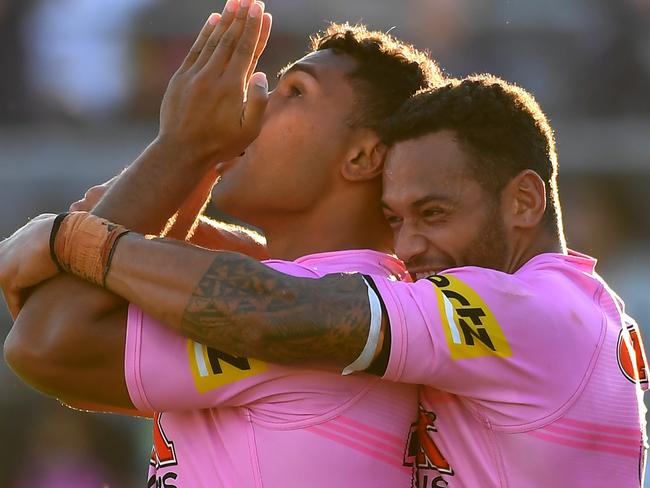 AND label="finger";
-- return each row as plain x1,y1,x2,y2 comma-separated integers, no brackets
205,0,259,76
178,13,221,72
246,12,272,83
85,184,106,201
69,196,97,212
69,200,84,212
220,1,265,81
193,0,240,72
241,72,268,134
103,174,120,186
